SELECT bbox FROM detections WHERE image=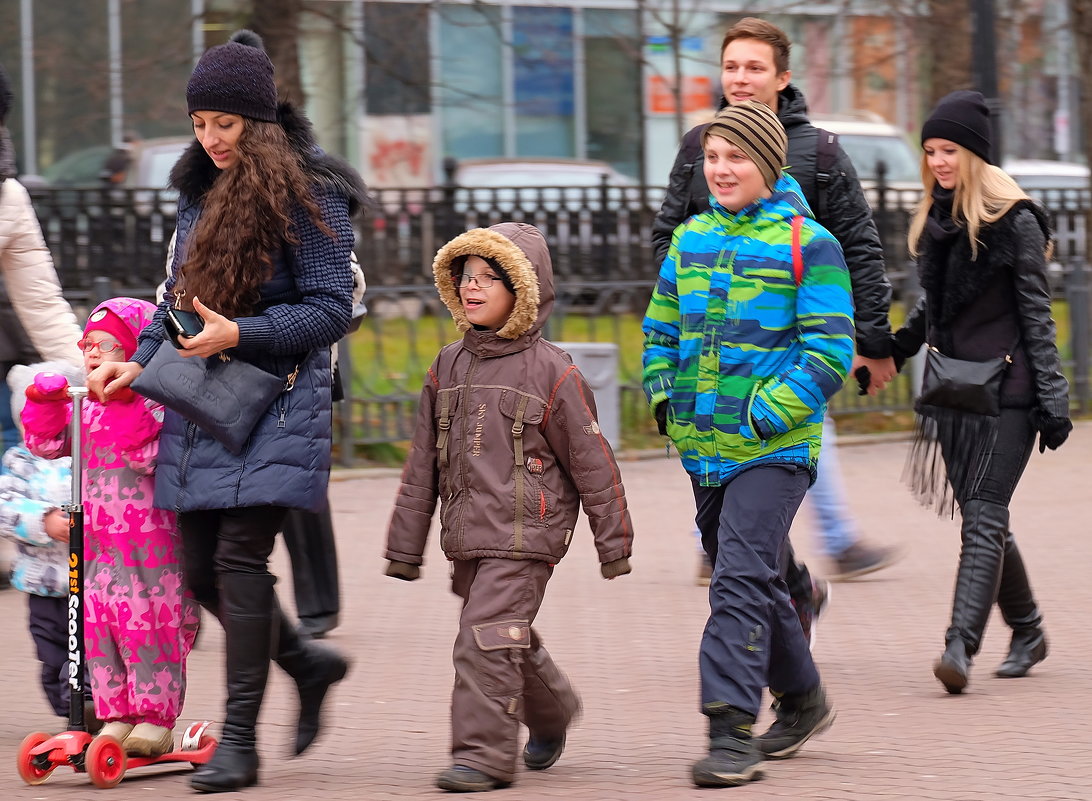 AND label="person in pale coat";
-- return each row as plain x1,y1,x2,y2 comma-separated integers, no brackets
0,61,82,585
